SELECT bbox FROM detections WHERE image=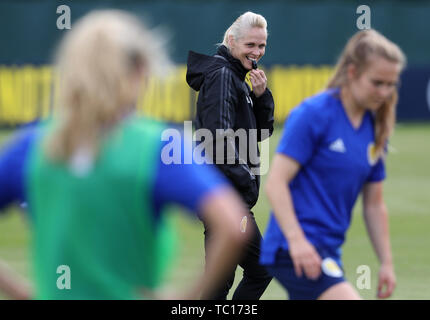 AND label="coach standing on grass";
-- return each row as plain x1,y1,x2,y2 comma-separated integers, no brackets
186,11,274,300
